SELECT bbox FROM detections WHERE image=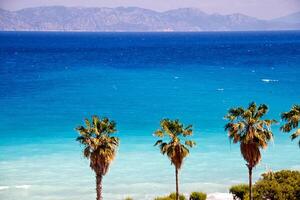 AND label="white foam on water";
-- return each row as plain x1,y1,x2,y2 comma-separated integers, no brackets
261,79,279,83
0,186,9,190
207,192,233,200
15,185,31,189
217,88,224,91
174,76,179,79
